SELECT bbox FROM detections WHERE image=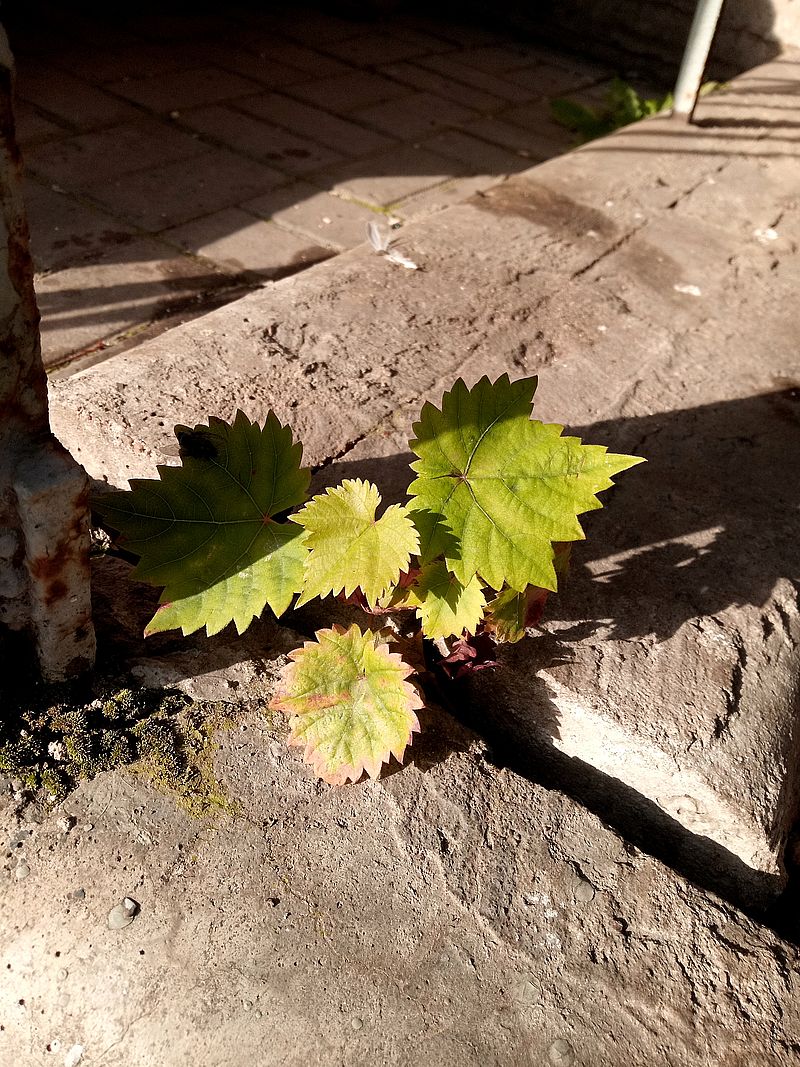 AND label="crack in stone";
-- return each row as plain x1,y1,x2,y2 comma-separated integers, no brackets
666,157,734,211
309,427,374,475
570,224,644,279
715,632,748,740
